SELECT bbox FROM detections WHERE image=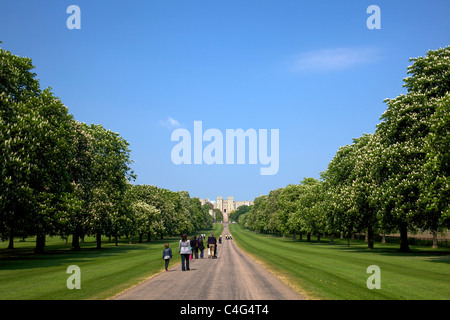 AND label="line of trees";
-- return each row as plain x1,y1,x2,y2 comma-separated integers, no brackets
239,47,450,252
0,44,213,253
127,185,213,243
